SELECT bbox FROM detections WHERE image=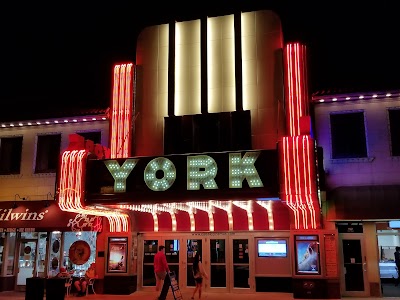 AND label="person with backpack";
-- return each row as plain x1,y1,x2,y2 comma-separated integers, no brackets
191,252,208,299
